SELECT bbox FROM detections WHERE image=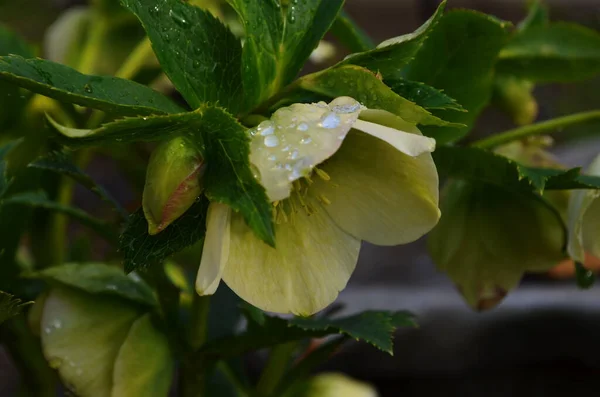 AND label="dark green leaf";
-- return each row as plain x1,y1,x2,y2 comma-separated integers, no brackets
3,191,118,243
121,0,243,112
201,310,416,358
54,106,275,246
404,11,511,143
0,55,184,116
0,24,35,58
385,78,465,112
517,0,549,32
330,10,375,53
433,146,600,194
0,139,21,198
498,23,600,83
292,64,459,127
227,0,343,109
340,1,445,76
0,291,32,324
30,263,157,306
120,198,208,273
29,151,127,219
